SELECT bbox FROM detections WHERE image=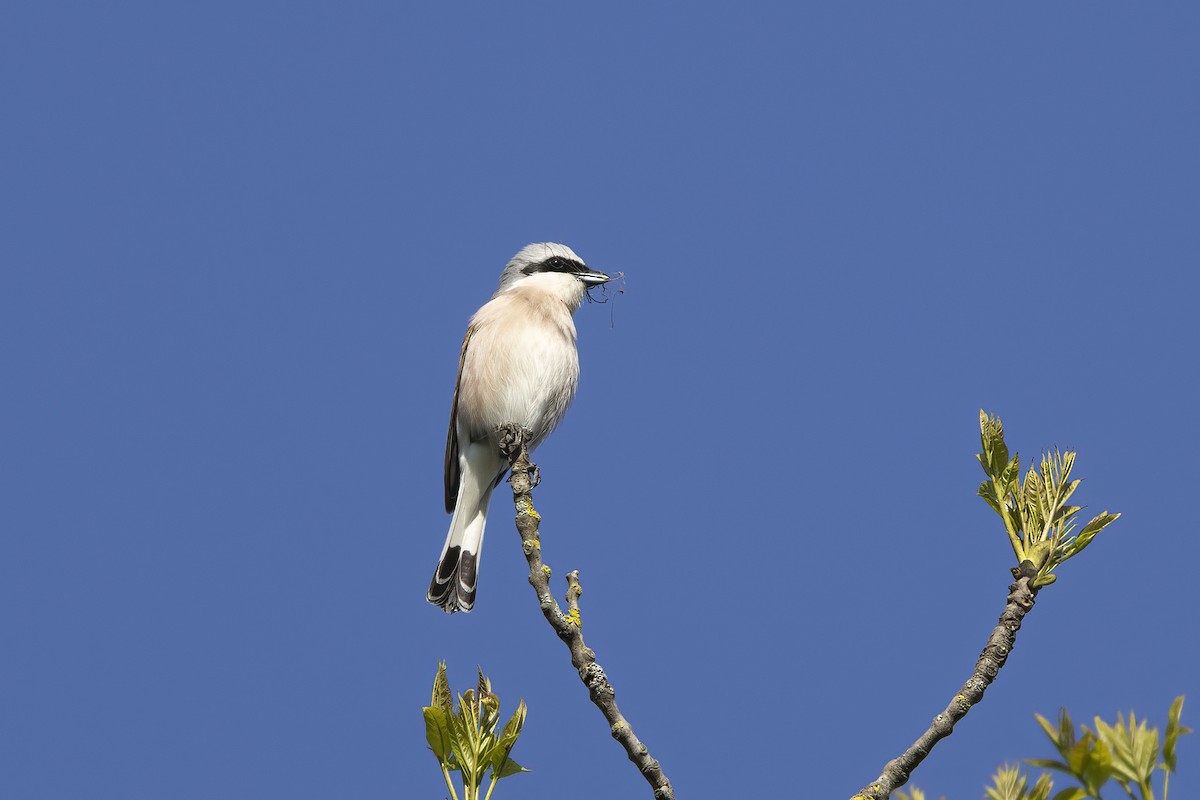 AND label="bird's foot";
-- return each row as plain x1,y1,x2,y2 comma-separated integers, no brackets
498,424,532,461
